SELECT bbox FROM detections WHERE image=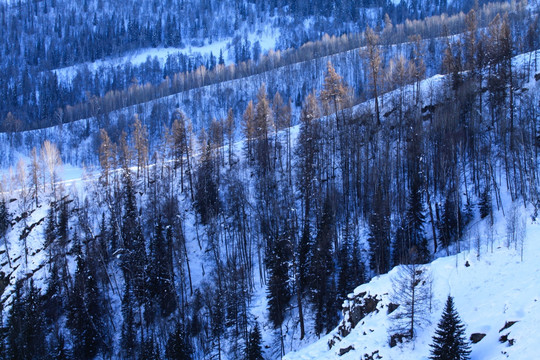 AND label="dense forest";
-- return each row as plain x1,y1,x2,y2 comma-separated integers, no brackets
0,0,485,131
0,0,540,359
